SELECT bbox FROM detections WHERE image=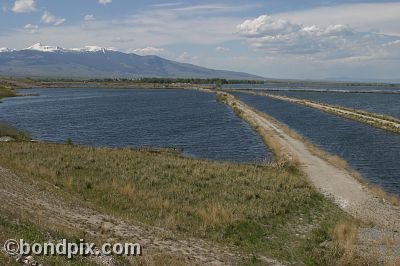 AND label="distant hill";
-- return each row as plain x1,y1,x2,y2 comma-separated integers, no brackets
0,43,264,80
